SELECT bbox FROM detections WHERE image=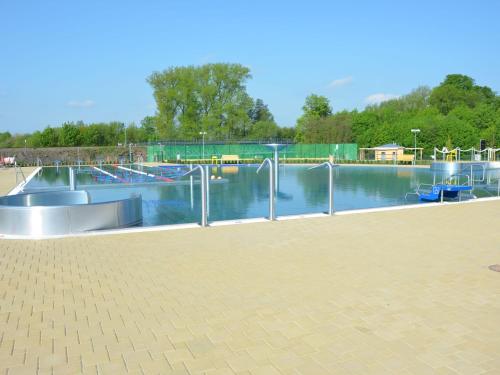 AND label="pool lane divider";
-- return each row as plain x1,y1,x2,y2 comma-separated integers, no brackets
117,165,174,182
92,166,126,182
